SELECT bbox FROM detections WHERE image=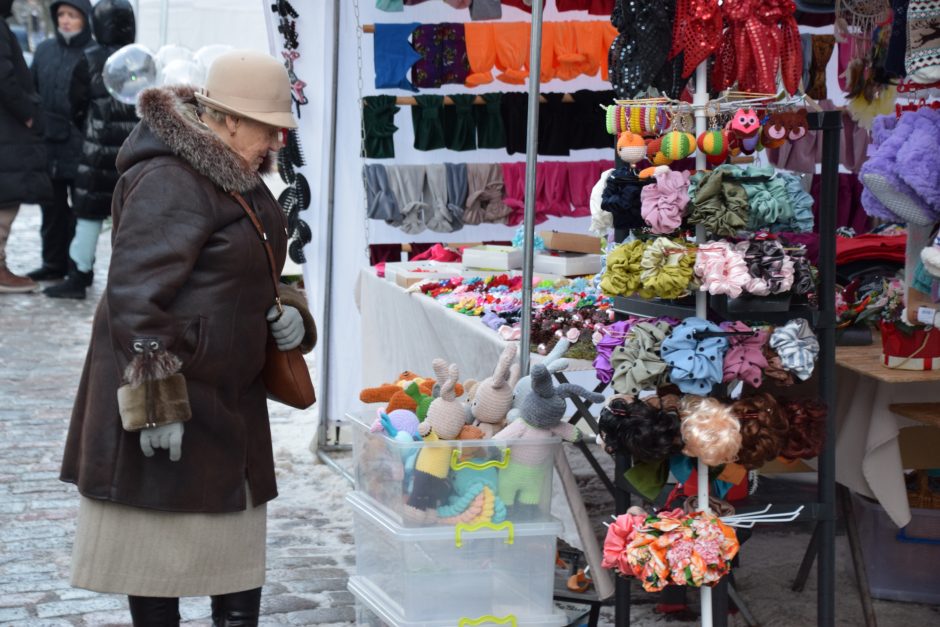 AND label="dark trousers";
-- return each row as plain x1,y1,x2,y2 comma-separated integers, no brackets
128,587,262,627
38,178,75,272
